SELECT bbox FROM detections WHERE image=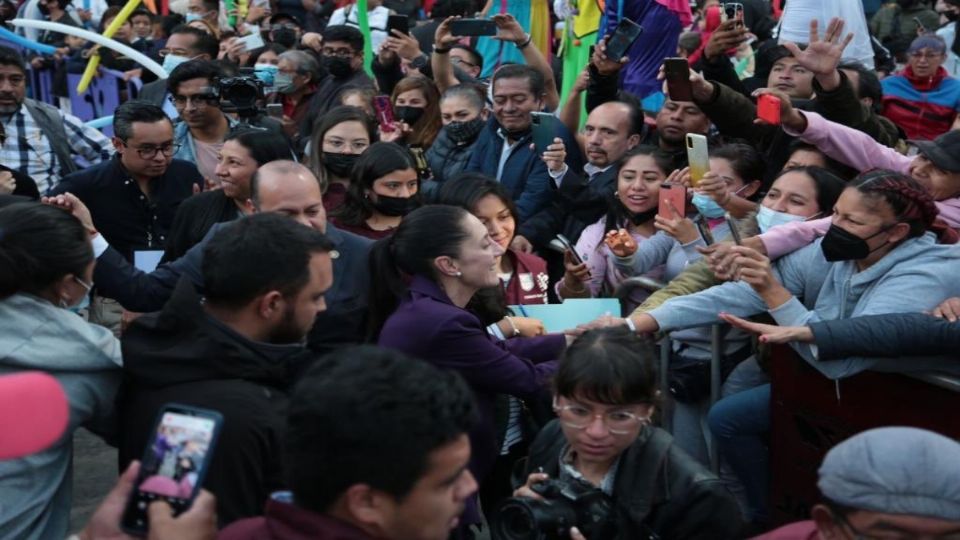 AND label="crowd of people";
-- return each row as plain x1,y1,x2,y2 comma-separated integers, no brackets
3,0,960,538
